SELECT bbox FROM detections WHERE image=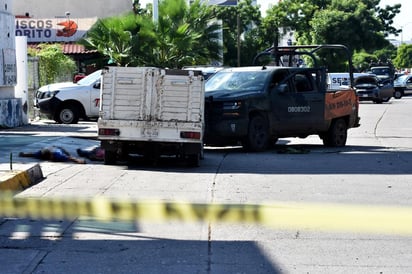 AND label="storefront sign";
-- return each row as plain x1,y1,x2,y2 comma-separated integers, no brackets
15,18,97,43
